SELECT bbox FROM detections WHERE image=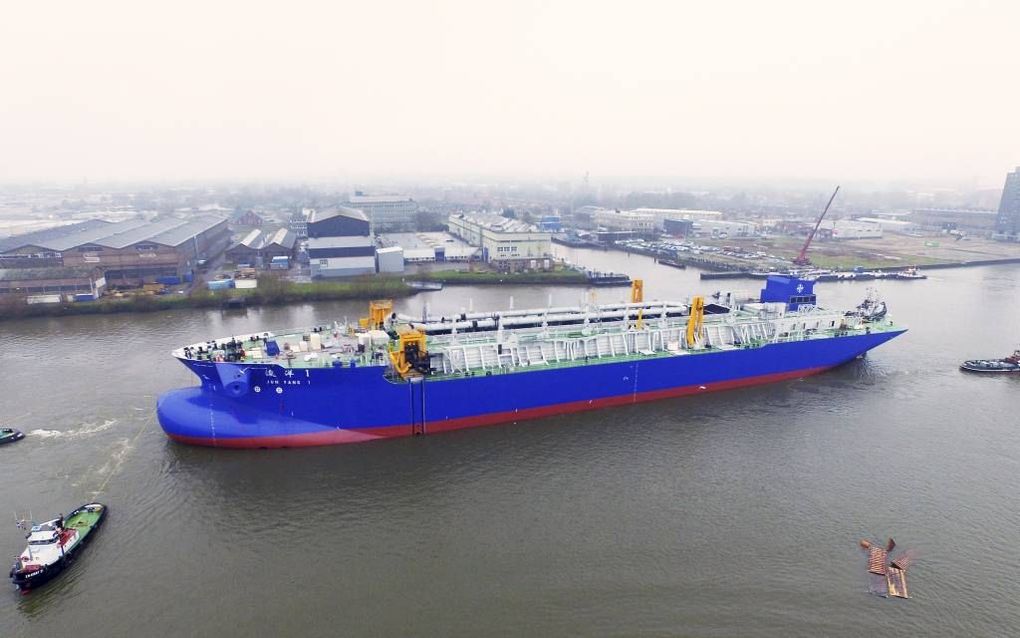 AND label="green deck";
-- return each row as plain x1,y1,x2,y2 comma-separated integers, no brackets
65,507,102,536
210,320,904,374
422,322,905,382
